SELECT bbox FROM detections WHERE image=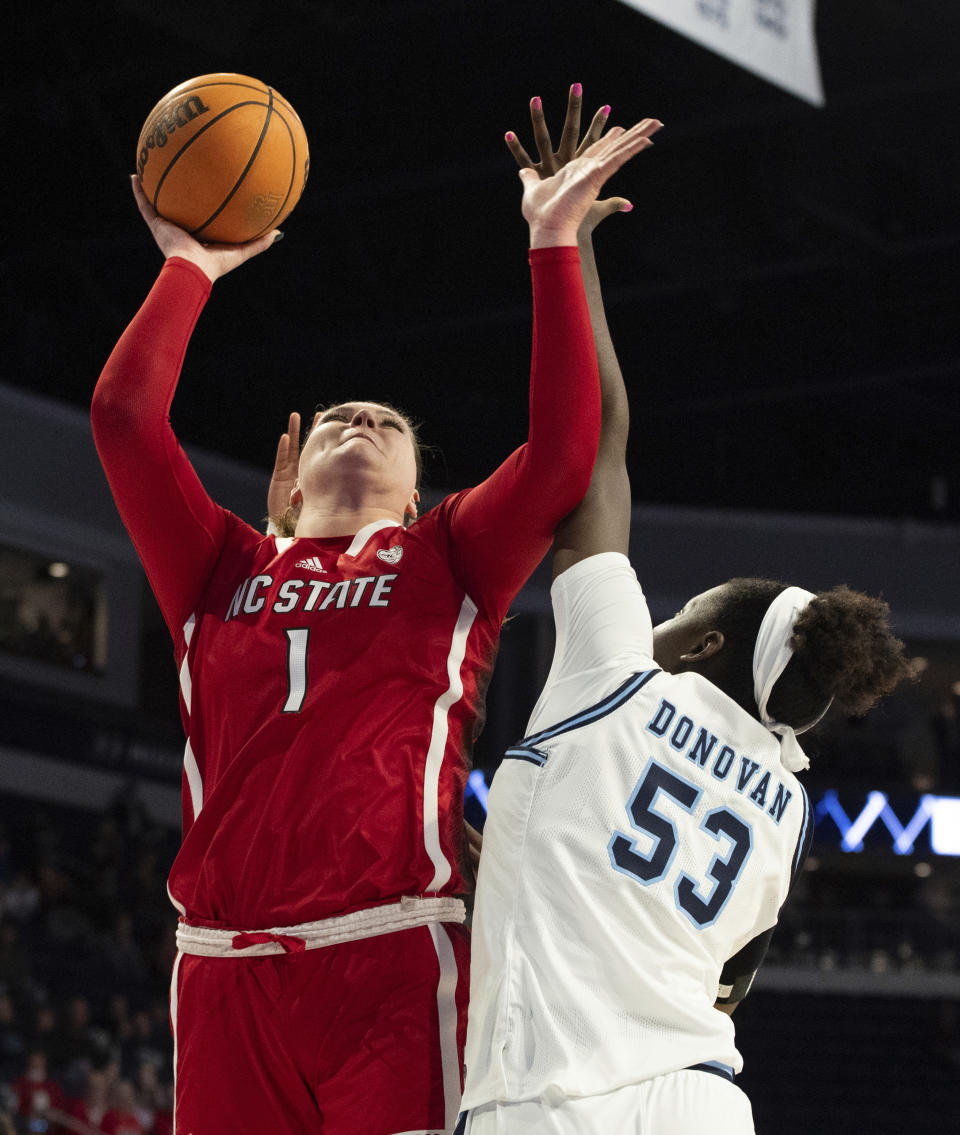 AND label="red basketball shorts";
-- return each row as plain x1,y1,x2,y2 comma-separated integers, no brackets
171,921,469,1134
